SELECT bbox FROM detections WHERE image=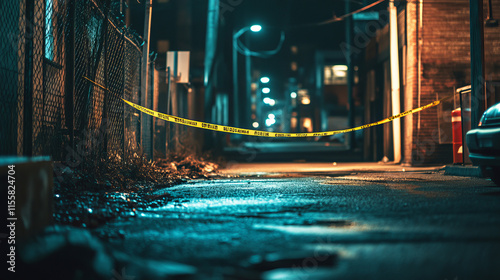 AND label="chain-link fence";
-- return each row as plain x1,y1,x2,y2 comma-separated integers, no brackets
1,0,143,162
1,0,28,156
